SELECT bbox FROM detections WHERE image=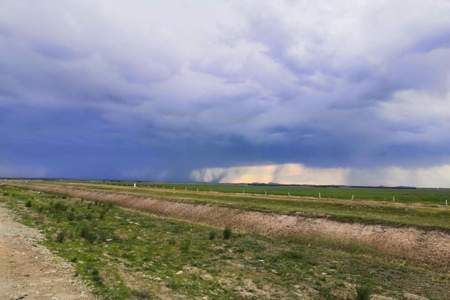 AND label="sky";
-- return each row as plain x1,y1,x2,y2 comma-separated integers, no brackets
1,0,450,187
